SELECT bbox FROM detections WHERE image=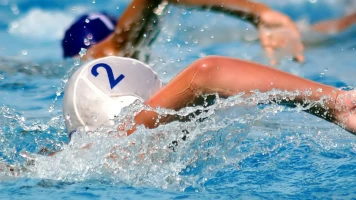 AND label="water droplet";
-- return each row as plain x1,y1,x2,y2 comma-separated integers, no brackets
10,22,18,29
56,91,61,96
85,19,90,23
79,48,87,57
87,34,93,40
92,0,96,3
92,115,98,122
11,4,19,15
84,38,90,46
162,71,167,75
0,74,4,80
49,104,55,113
21,50,27,55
